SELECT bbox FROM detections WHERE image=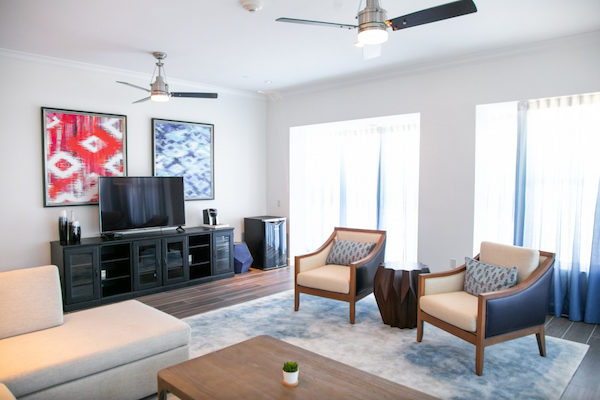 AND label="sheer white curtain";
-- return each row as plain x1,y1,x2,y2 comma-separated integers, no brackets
293,115,420,262
473,102,519,252
518,94,600,254
517,93,600,322
474,93,600,322
378,123,421,261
